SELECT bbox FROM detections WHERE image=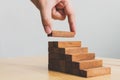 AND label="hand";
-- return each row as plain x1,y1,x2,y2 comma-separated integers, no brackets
31,0,76,34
